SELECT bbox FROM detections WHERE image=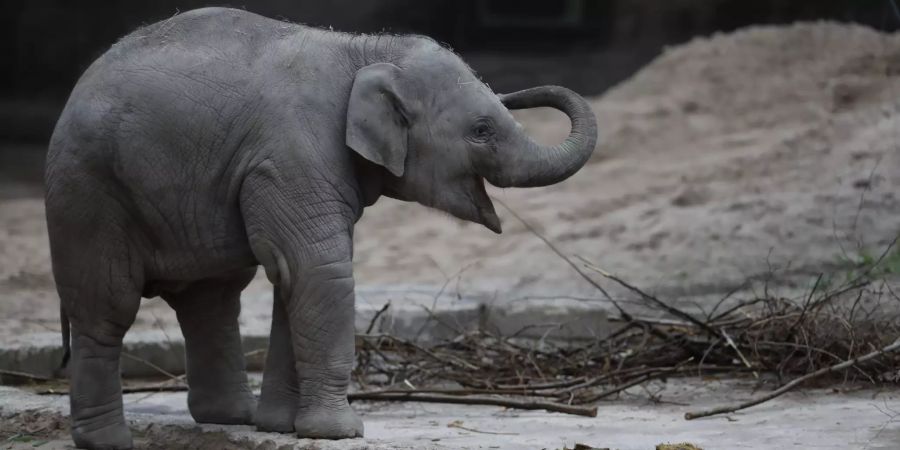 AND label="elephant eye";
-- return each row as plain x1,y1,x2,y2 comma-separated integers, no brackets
470,119,494,142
